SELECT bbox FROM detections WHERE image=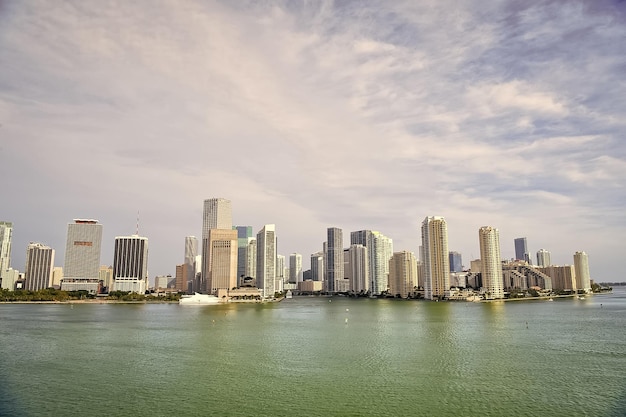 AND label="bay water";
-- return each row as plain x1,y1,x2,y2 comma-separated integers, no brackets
1,288,625,416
